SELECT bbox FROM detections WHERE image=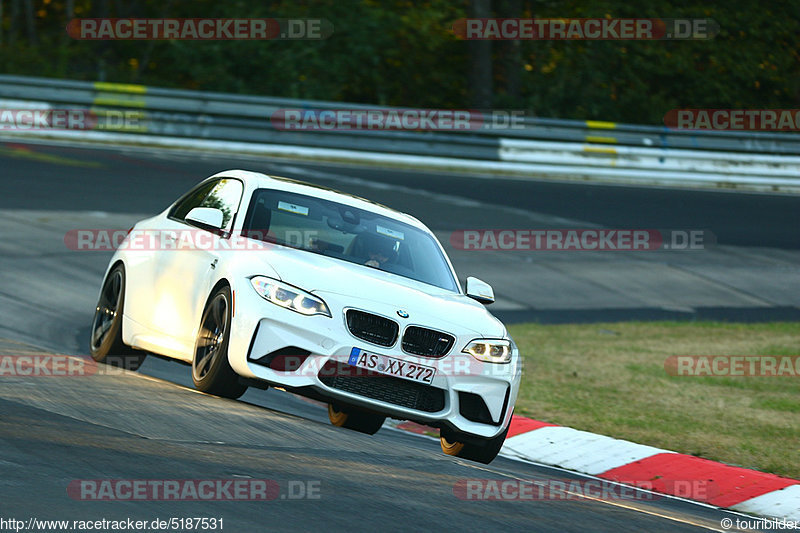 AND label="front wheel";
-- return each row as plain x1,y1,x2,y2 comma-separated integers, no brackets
440,424,509,464
89,264,146,371
328,403,386,435
192,286,247,399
